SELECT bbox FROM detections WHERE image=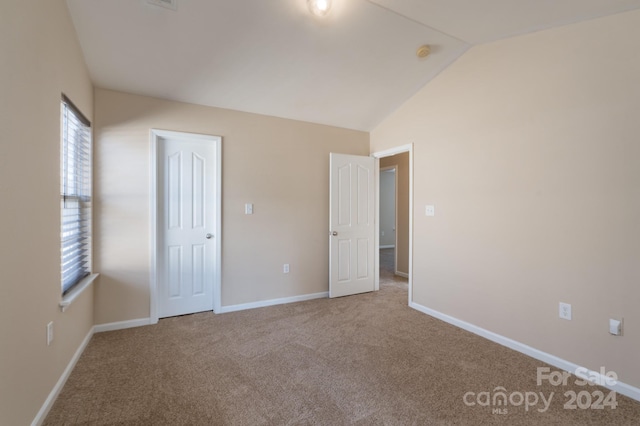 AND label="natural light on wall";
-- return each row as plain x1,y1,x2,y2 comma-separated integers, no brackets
308,0,332,17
